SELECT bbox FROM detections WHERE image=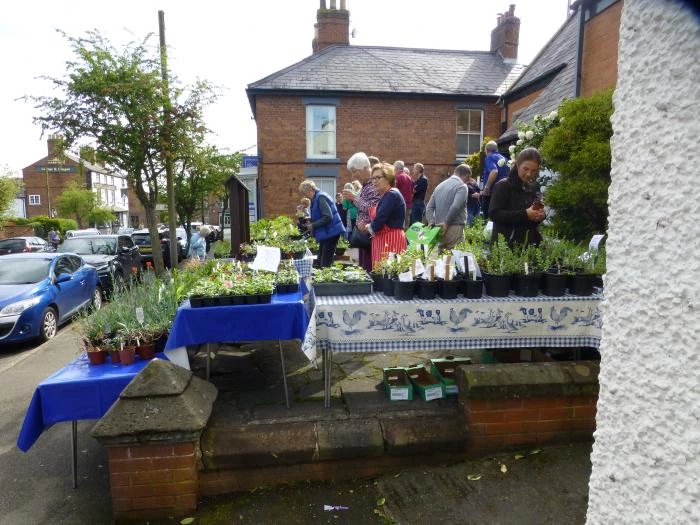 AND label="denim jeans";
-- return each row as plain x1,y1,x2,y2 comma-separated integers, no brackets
409,200,425,226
